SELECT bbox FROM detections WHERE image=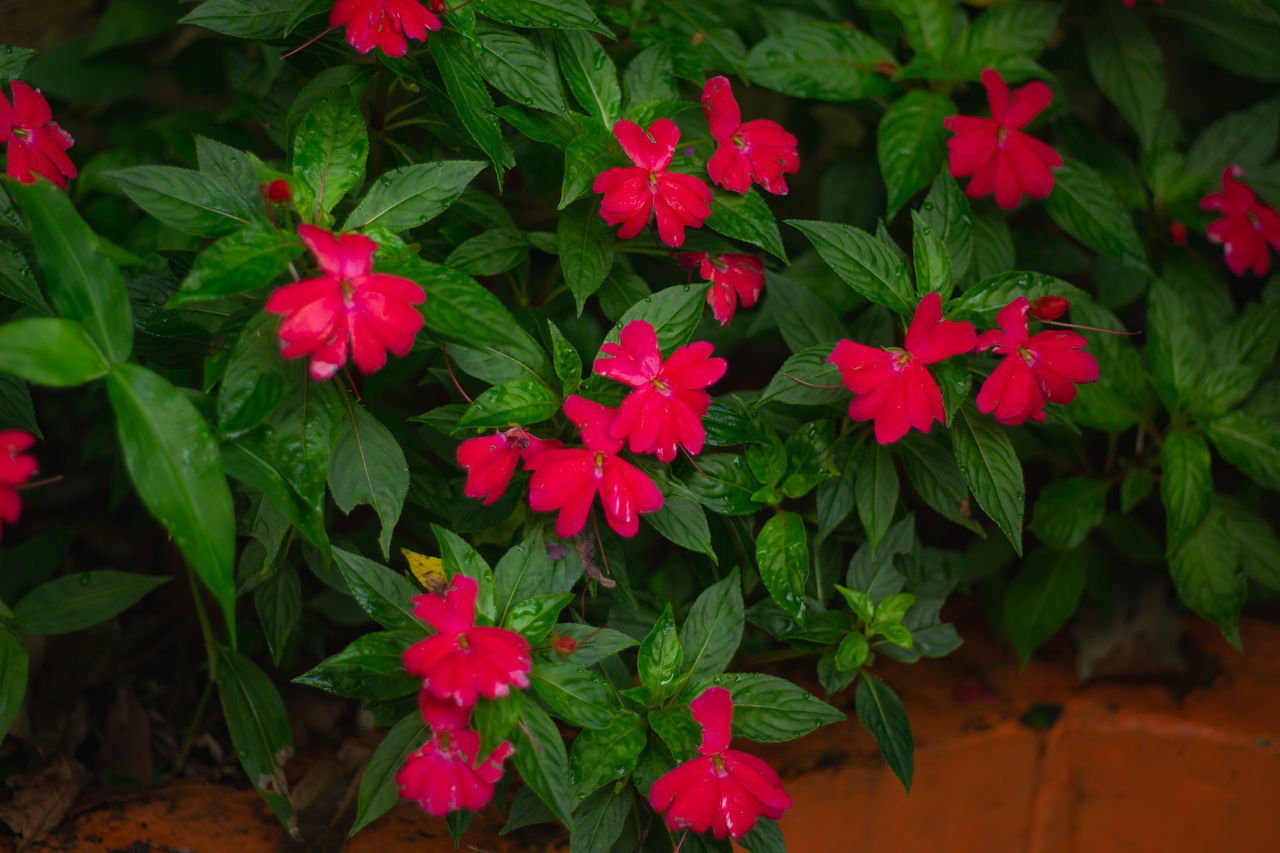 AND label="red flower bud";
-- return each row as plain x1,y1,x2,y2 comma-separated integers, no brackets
1029,295,1069,320
1170,220,1188,246
265,179,292,204
550,633,578,657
